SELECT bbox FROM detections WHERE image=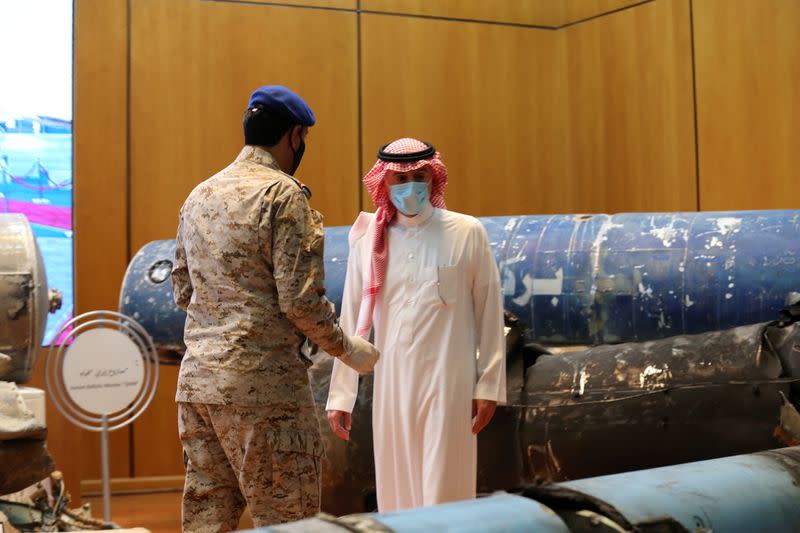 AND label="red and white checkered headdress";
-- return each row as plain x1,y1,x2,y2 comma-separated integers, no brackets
355,138,448,337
